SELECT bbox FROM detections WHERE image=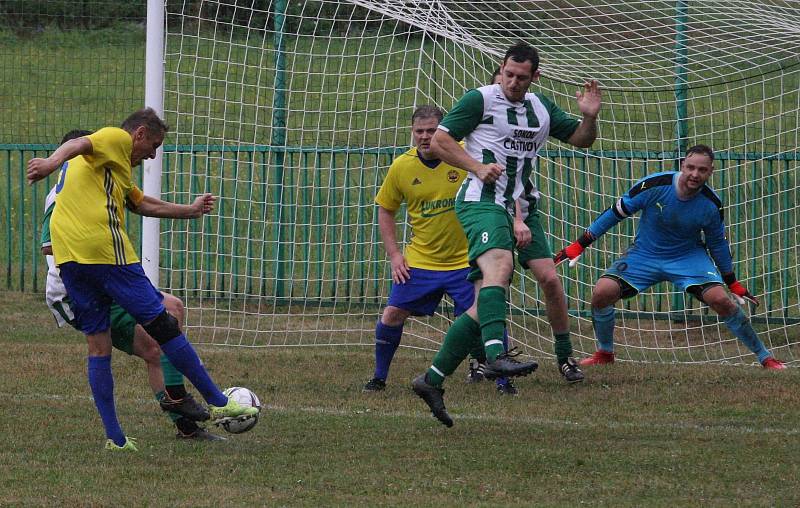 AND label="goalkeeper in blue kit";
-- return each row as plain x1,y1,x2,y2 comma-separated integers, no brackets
554,144,785,369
